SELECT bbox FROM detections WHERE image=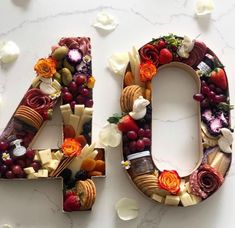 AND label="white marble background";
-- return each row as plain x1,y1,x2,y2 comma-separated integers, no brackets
0,0,235,227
